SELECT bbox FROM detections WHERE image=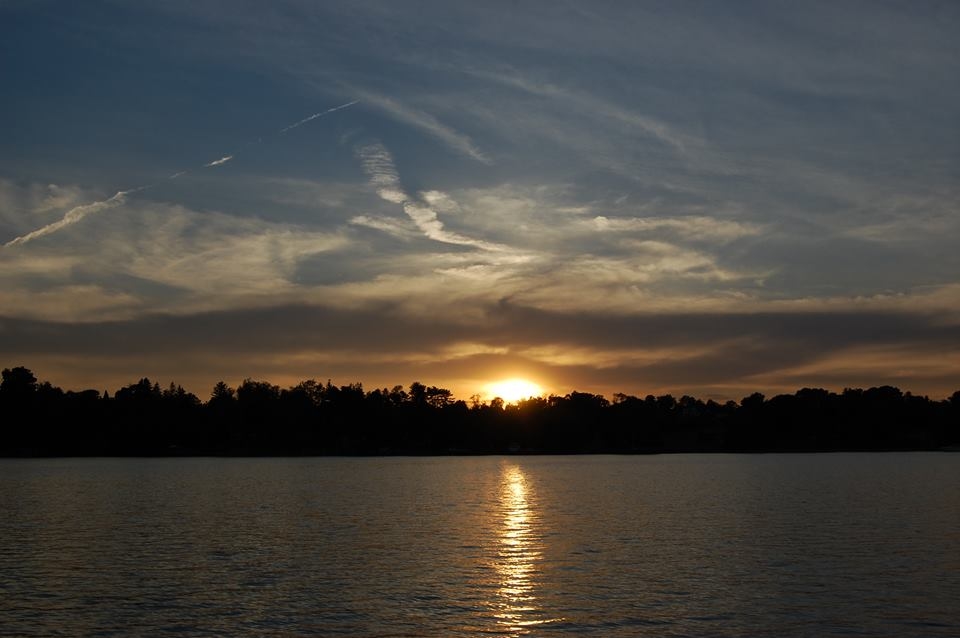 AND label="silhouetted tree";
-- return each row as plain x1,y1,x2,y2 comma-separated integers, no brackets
1,366,38,397
2,365,959,456
409,381,427,407
210,381,236,404
424,386,453,409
